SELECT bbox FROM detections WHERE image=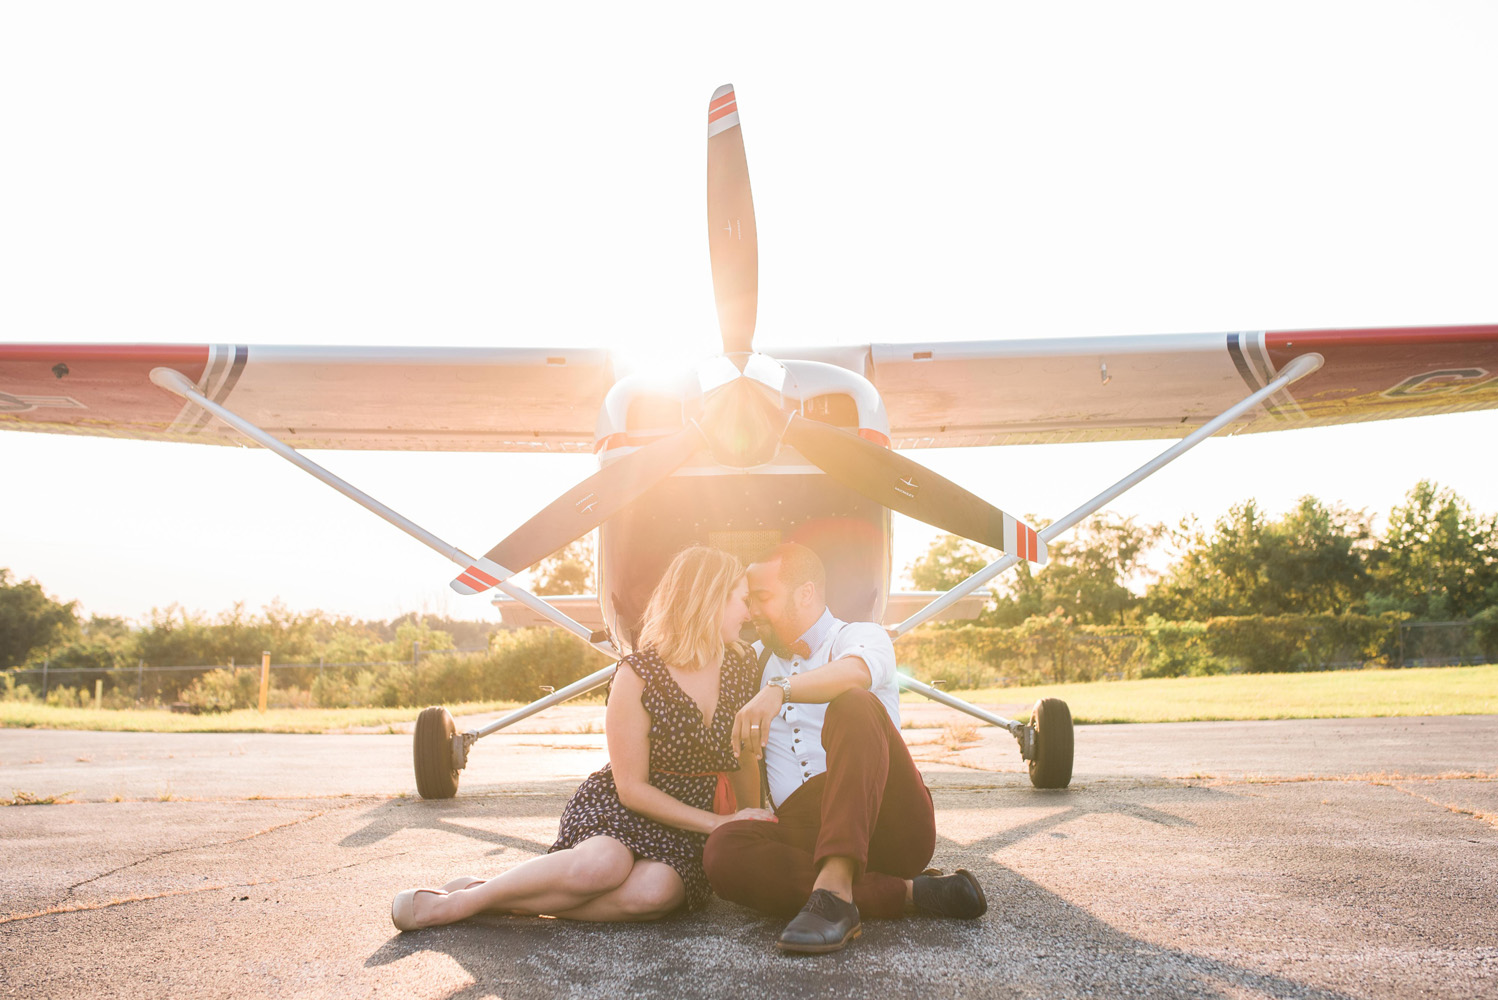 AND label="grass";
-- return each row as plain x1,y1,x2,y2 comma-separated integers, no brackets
0,699,522,734
940,663,1498,724
3,790,77,806
2,665,1494,732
